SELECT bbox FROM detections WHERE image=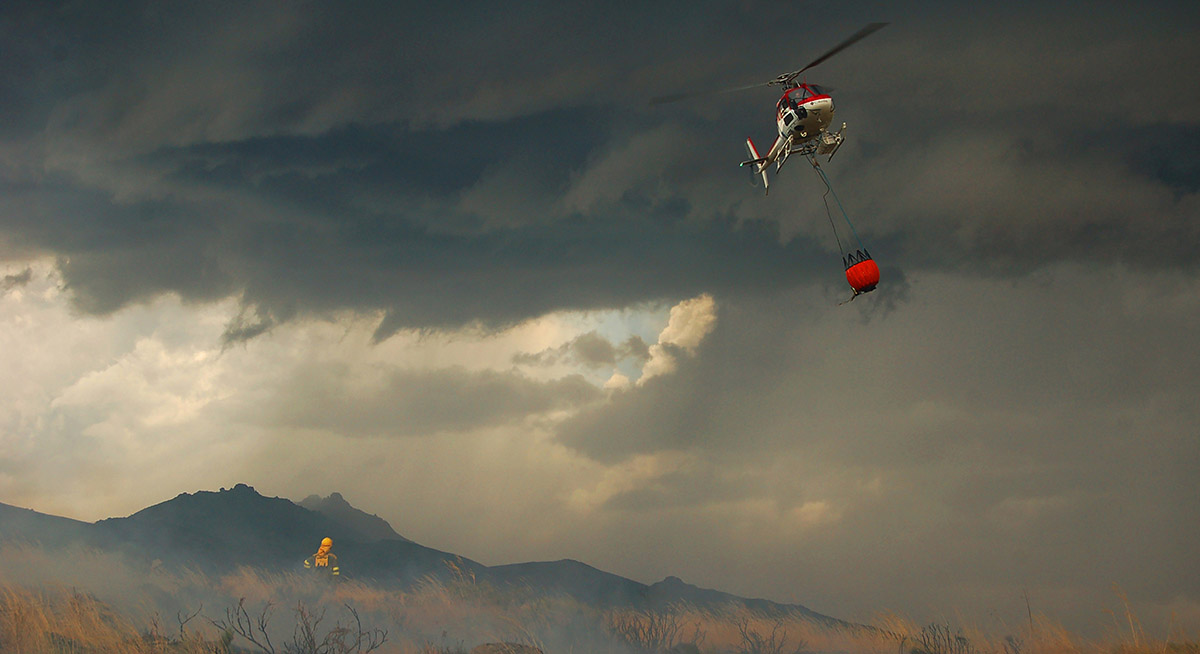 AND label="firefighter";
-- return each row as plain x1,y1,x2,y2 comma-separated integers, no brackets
303,537,340,577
